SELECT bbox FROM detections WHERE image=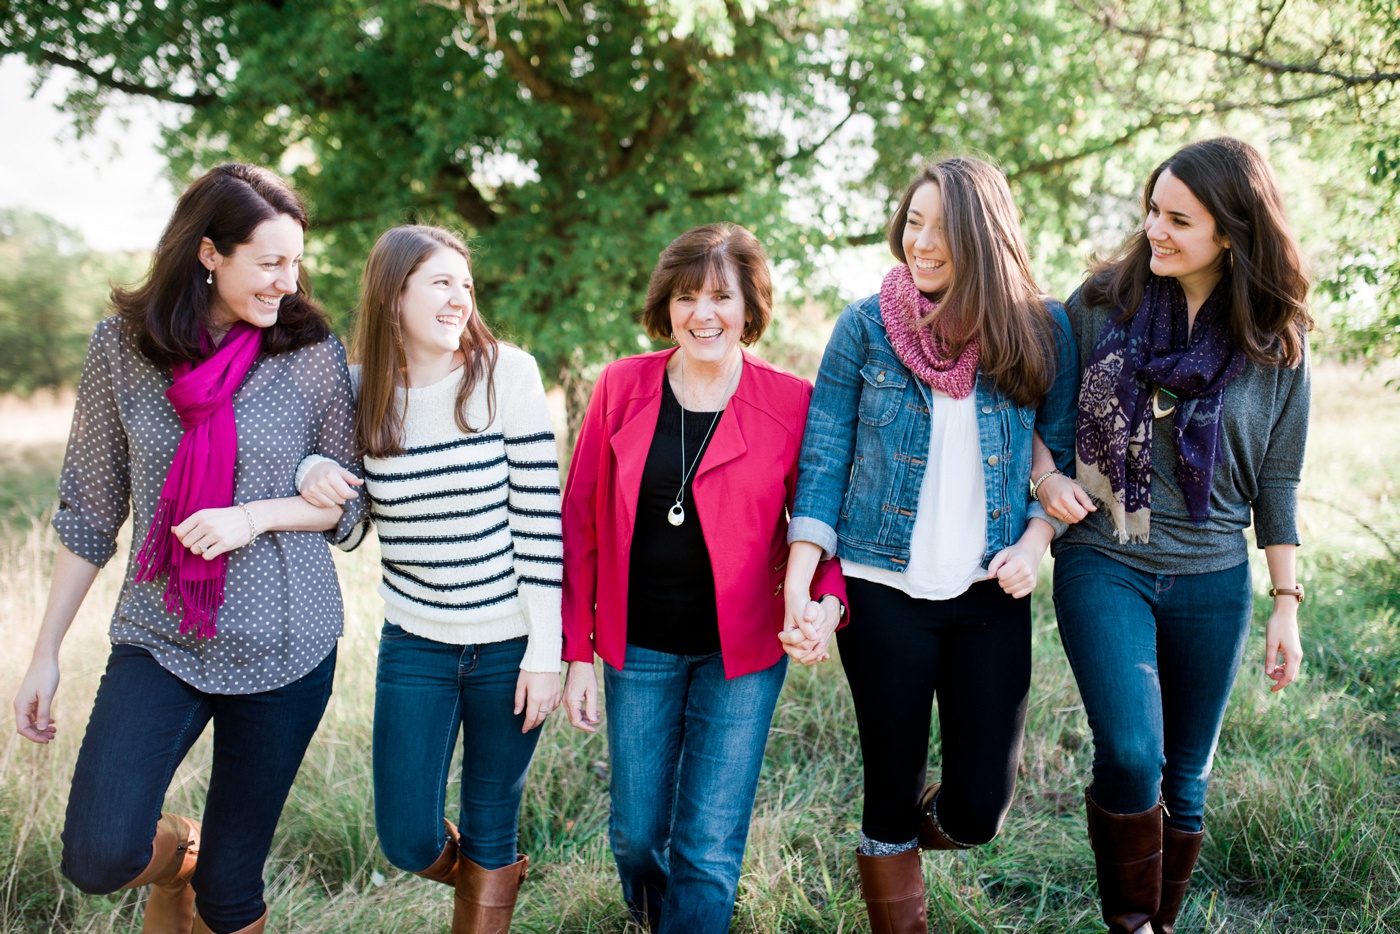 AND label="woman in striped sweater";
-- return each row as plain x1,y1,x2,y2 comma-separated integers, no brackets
299,226,562,933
